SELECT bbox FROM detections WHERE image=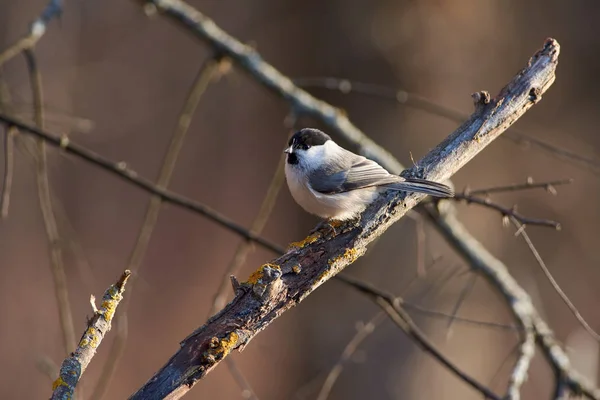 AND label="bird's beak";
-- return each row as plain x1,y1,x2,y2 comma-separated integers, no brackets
284,146,293,154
